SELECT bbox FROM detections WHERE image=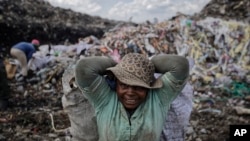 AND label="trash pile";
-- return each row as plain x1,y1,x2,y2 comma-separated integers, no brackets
196,0,250,24
25,15,249,97
2,15,250,140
